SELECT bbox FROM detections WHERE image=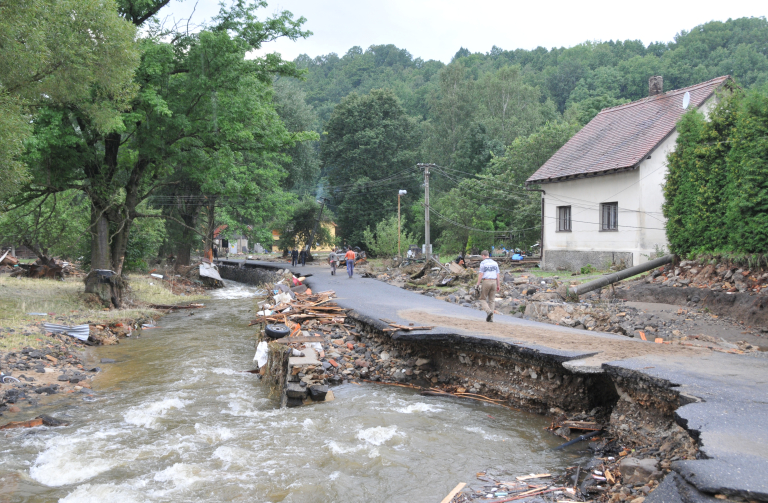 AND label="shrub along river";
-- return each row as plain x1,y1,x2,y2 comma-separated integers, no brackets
1,281,583,502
